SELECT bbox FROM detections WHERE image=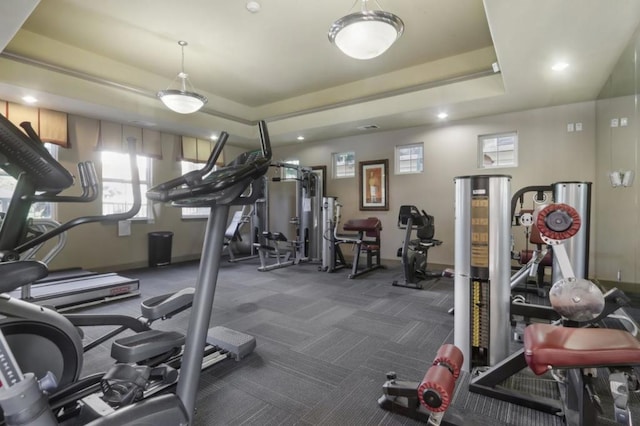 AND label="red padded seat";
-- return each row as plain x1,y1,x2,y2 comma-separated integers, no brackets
524,323,640,375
